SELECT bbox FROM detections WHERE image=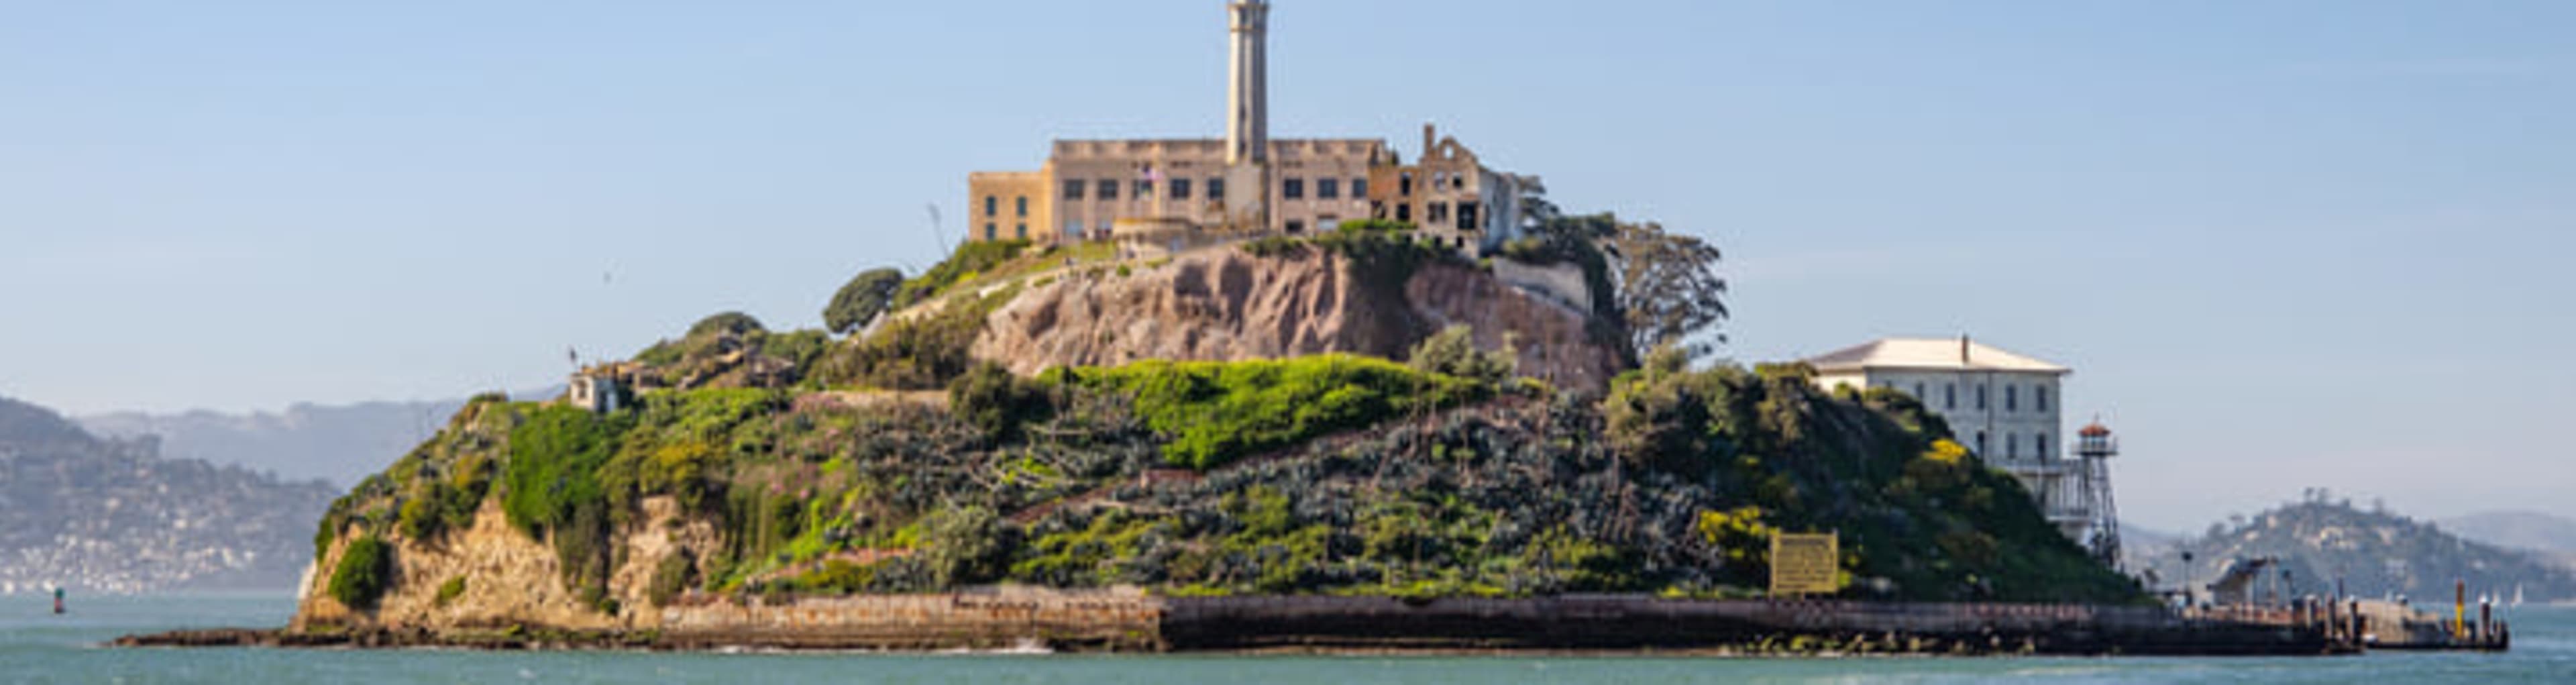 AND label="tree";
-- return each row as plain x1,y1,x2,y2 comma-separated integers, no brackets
824,267,904,335
1407,325,1515,386
687,311,765,339
1606,221,1728,360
